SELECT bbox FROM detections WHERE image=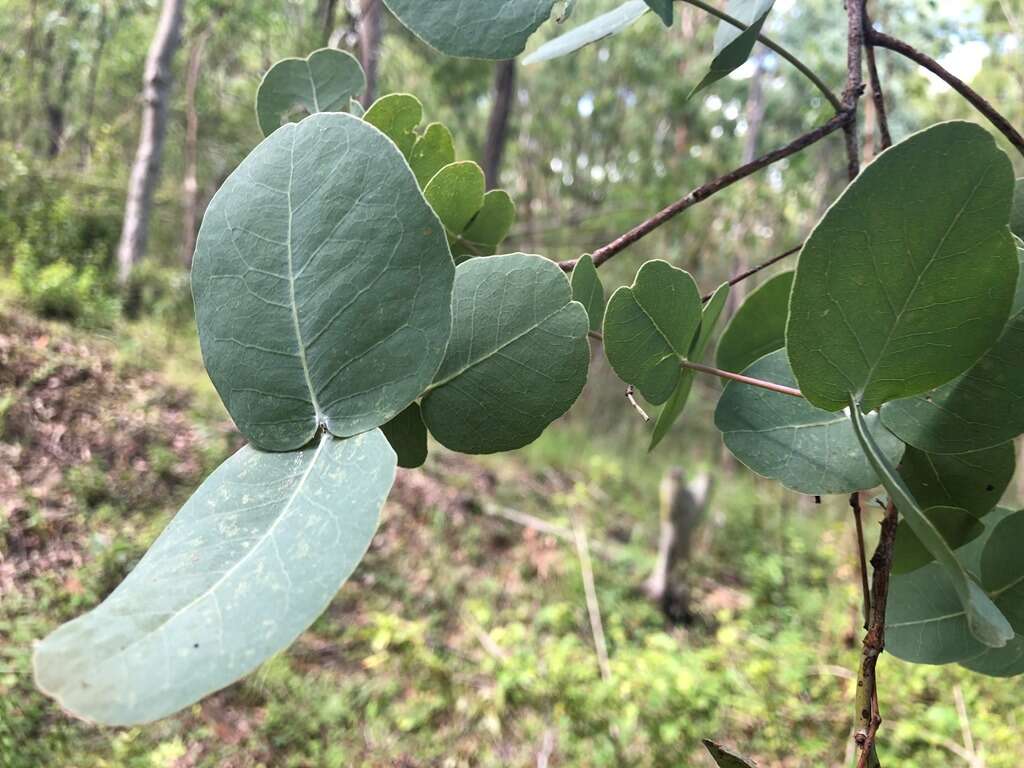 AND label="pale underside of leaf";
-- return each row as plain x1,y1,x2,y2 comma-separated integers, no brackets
522,0,649,65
